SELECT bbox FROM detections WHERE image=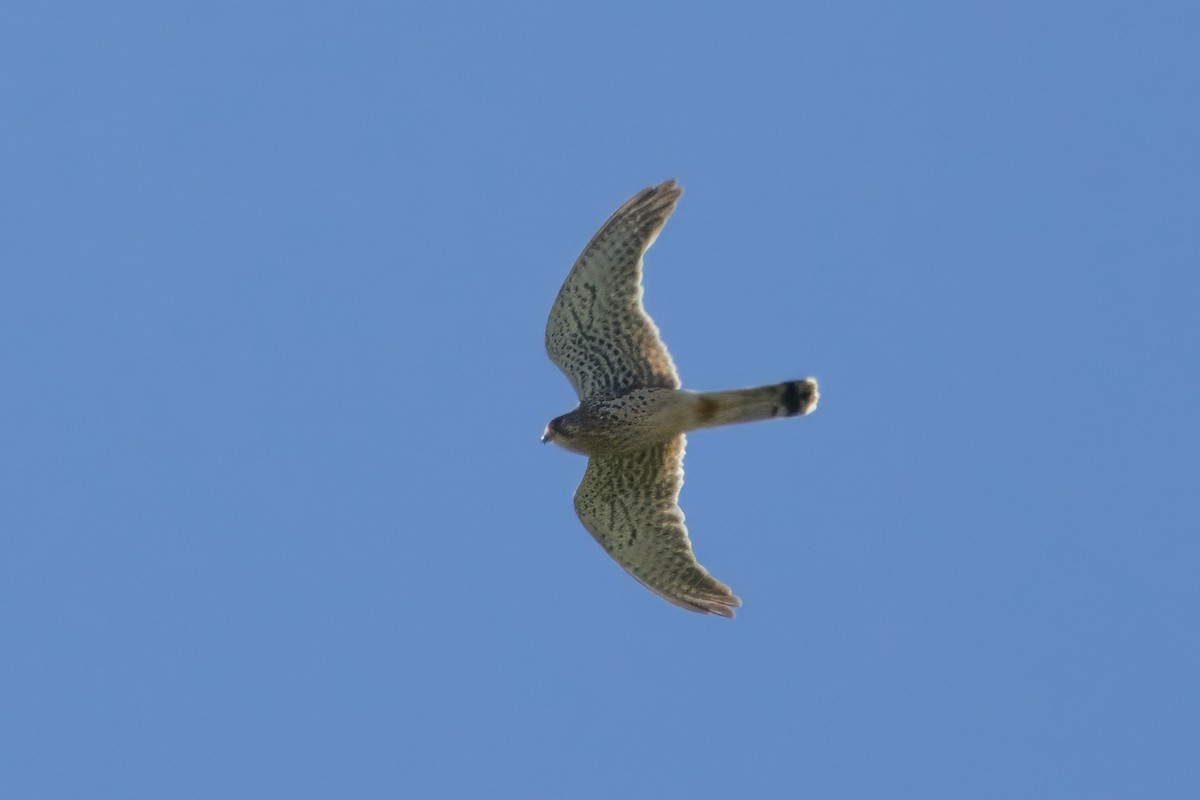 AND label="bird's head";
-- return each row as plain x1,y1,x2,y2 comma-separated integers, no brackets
542,411,585,452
